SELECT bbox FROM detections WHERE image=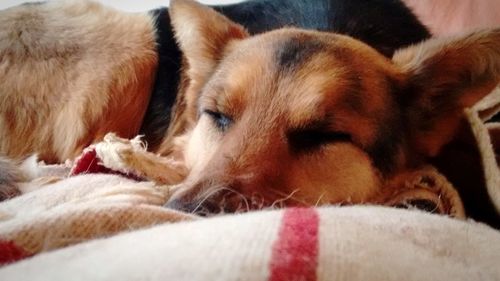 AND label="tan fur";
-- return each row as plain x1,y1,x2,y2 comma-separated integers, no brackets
0,0,158,162
169,0,248,124
93,133,187,185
